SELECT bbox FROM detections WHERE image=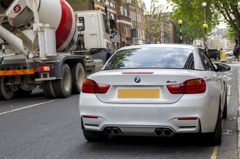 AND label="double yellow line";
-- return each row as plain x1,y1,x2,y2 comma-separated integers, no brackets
211,85,231,159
